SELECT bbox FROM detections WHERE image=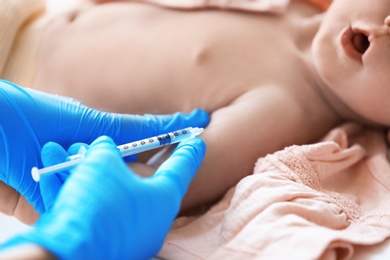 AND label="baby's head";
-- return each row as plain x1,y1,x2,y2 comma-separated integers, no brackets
312,0,390,126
